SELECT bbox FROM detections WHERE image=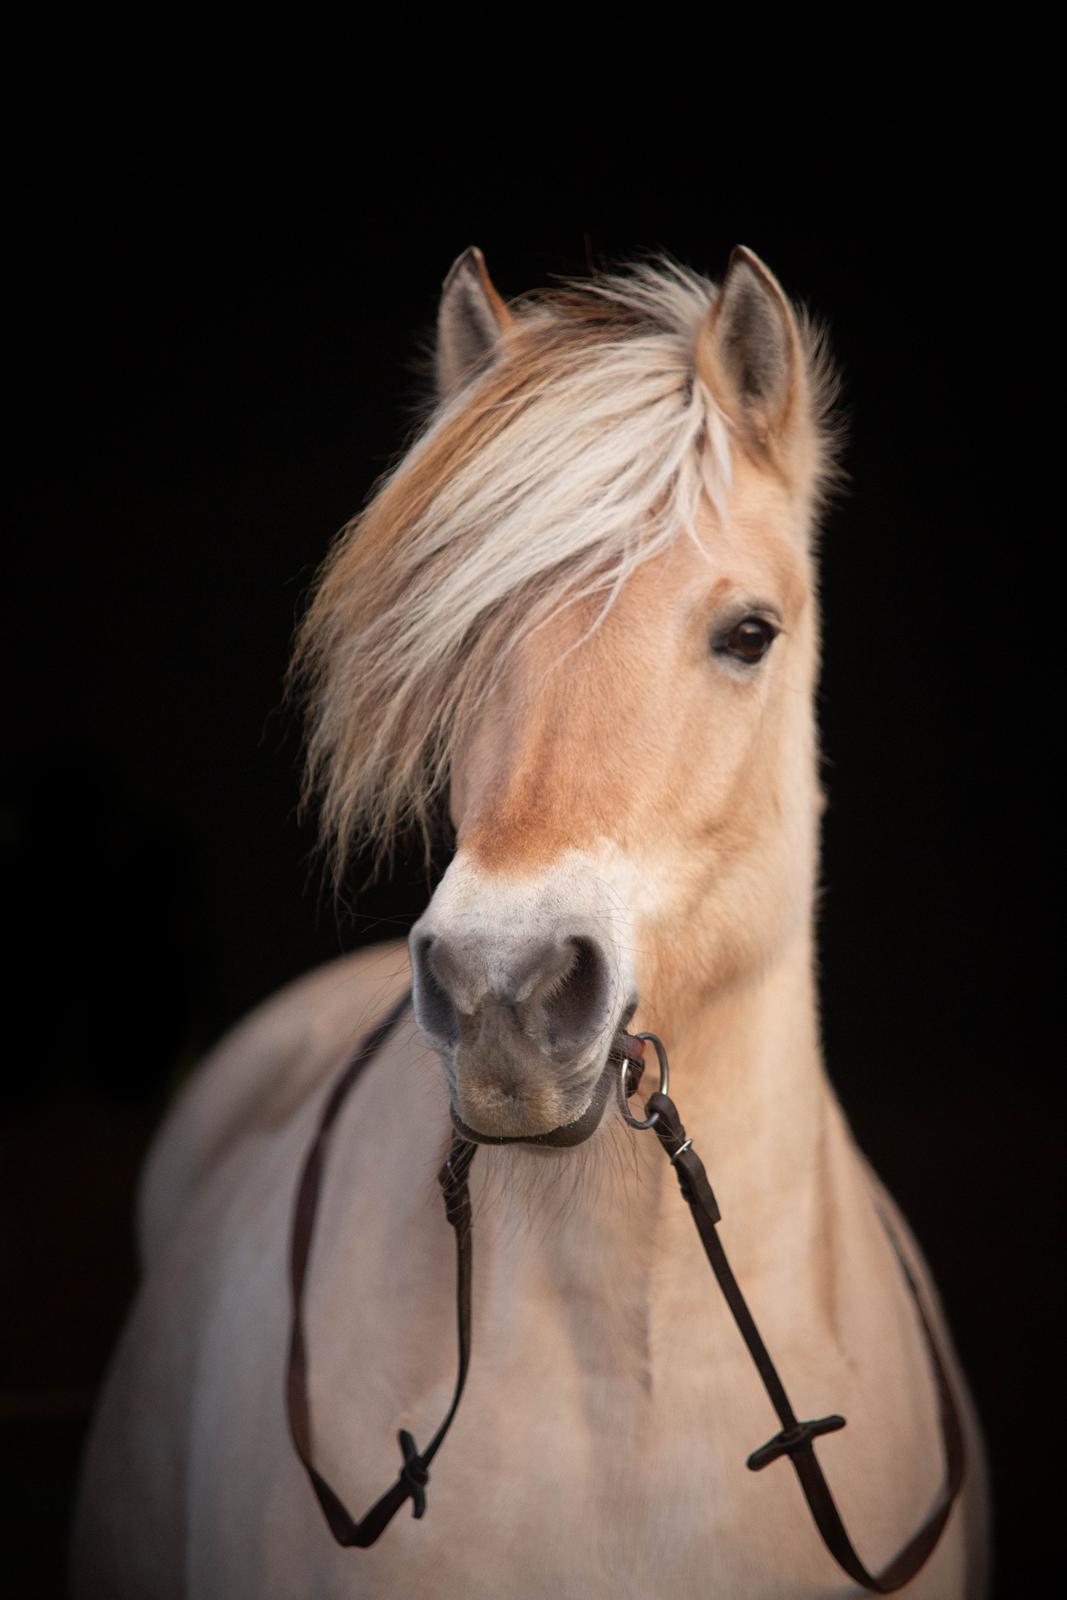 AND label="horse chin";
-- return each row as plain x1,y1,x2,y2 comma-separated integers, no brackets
448,1056,616,1149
